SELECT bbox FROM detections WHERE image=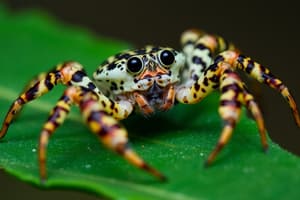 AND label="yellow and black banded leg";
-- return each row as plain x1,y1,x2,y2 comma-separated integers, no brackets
205,62,268,165
180,29,239,88
176,61,267,165
16,71,52,119
38,86,164,181
0,62,83,139
0,61,133,139
24,72,48,91
39,89,73,182
242,85,268,150
181,29,237,55
217,50,300,127
76,87,166,181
